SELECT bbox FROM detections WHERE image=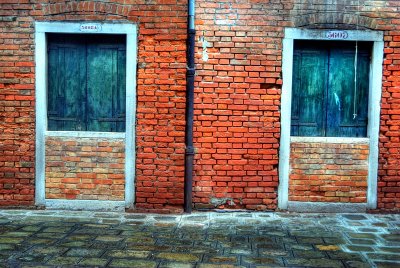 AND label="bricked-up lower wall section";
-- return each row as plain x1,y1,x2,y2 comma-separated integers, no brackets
45,137,125,201
289,142,369,203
